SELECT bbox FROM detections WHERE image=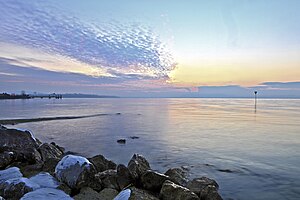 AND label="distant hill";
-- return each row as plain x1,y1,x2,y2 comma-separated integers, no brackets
62,93,119,98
